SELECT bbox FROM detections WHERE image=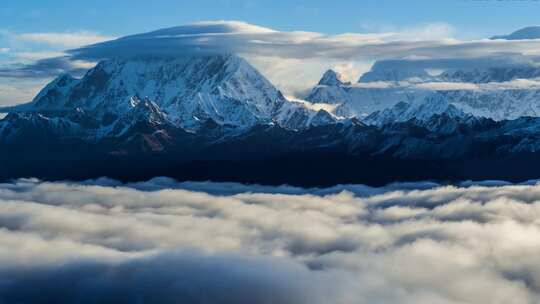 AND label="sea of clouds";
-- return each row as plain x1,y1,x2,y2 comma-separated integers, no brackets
1,177,540,303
